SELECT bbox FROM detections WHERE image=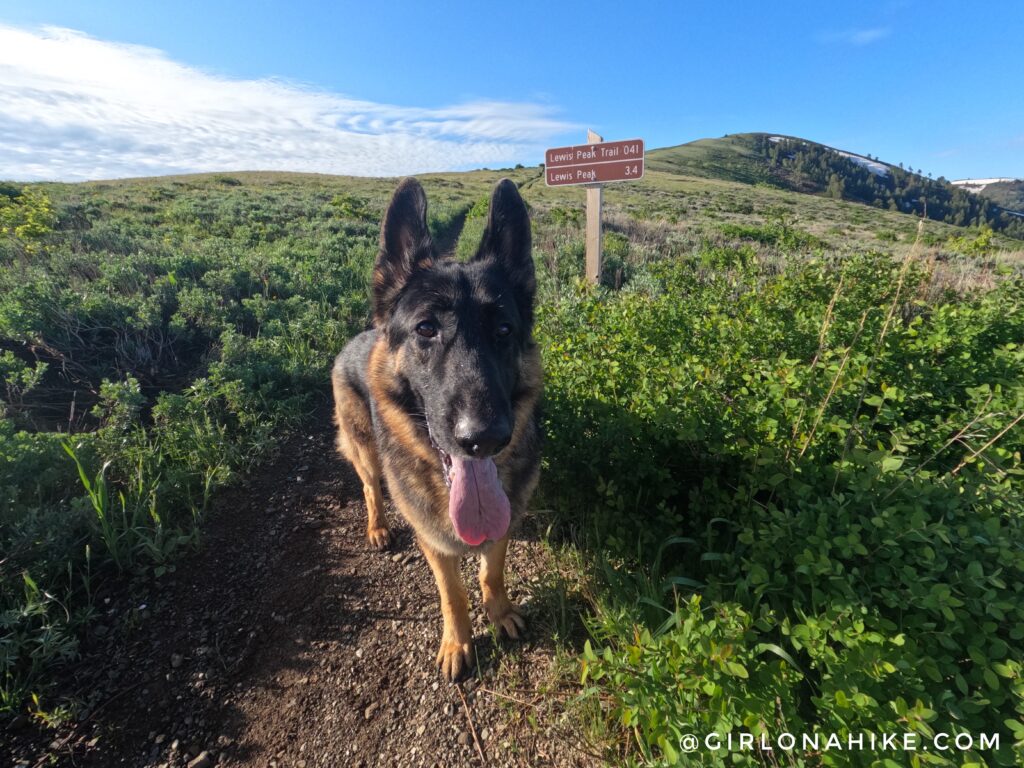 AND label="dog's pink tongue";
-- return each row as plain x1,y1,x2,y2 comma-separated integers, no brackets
448,457,511,546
